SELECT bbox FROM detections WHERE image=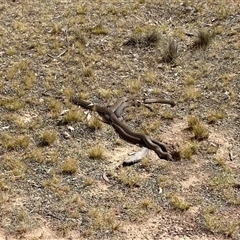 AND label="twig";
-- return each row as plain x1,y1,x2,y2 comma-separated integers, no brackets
47,49,67,59
47,24,69,59
229,150,238,161
64,24,70,50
